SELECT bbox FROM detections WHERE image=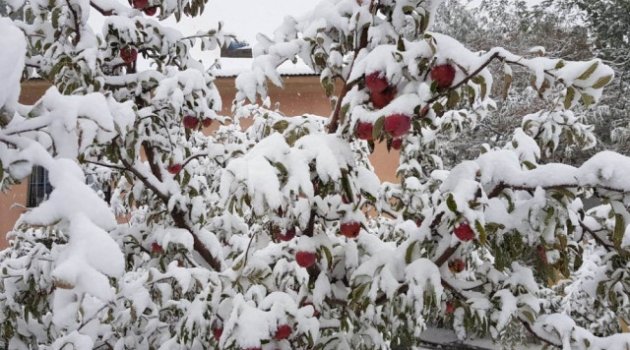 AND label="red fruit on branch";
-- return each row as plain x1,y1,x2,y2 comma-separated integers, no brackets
151,242,163,253
454,223,475,242
273,324,292,340
295,251,317,268
365,71,389,93
446,302,455,314
202,118,213,128
391,138,403,150
276,228,296,242
355,121,374,141
212,327,223,341
339,221,361,238
183,115,199,129
430,64,456,89
143,6,157,15
448,258,466,273
370,86,396,109
132,0,148,9
120,46,138,64
383,114,411,138
167,163,183,175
